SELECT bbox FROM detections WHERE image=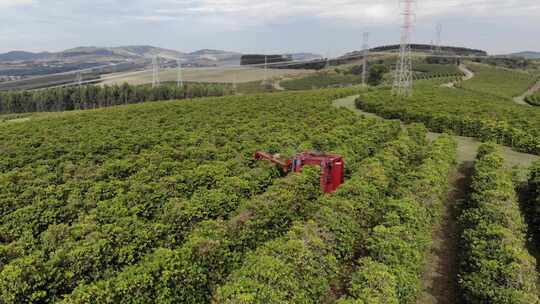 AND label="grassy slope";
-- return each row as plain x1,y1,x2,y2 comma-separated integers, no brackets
459,63,538,99
281,71,363,90
356,79,540,154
